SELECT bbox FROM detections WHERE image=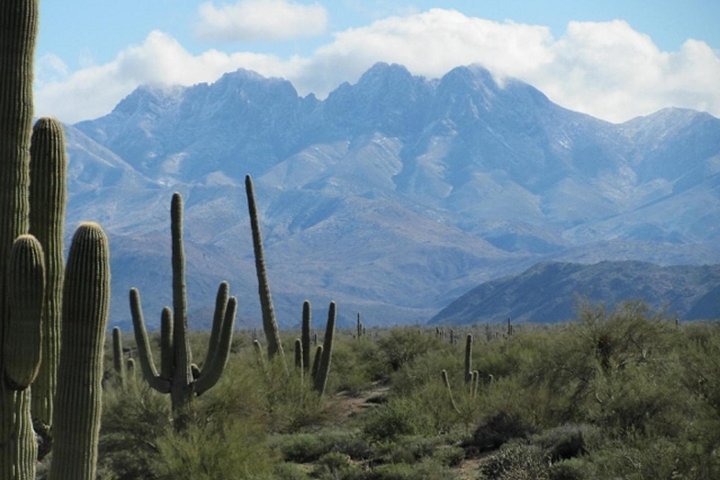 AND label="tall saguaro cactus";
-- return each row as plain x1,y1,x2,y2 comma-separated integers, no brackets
301,300,311,372
130,193,237,430
245,175,286,367
49,223,110,480
29,117,67,428
0,2,41,479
